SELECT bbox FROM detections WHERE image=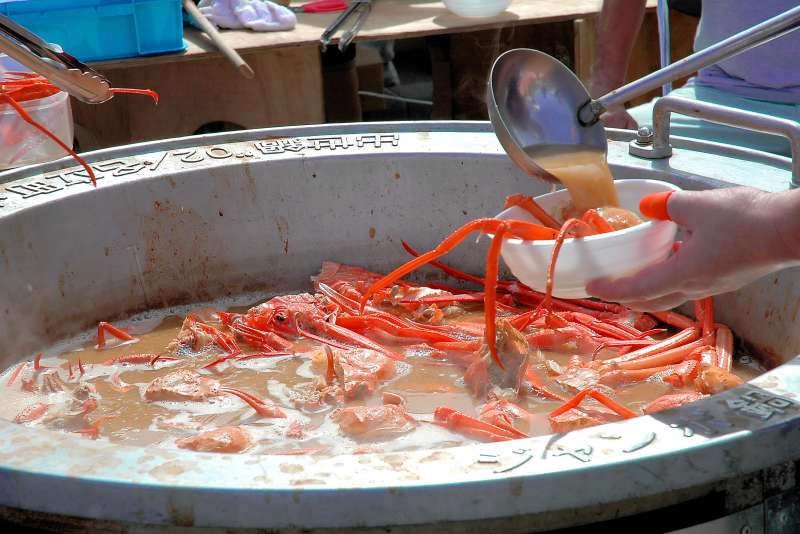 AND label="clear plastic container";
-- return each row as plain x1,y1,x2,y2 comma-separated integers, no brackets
444,0,512,18
0,57,74,170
